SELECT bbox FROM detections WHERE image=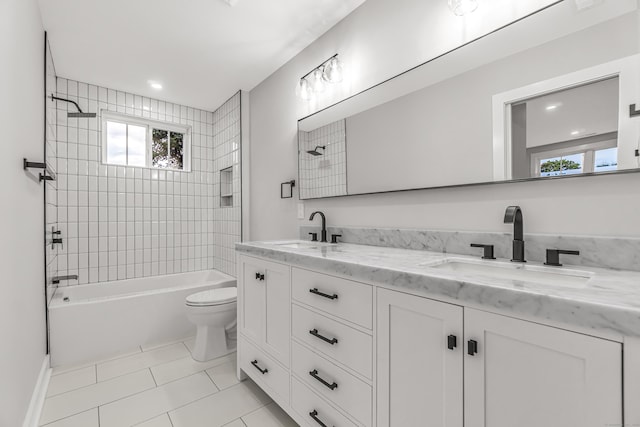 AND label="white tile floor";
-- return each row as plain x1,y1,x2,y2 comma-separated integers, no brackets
40,337,299,427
